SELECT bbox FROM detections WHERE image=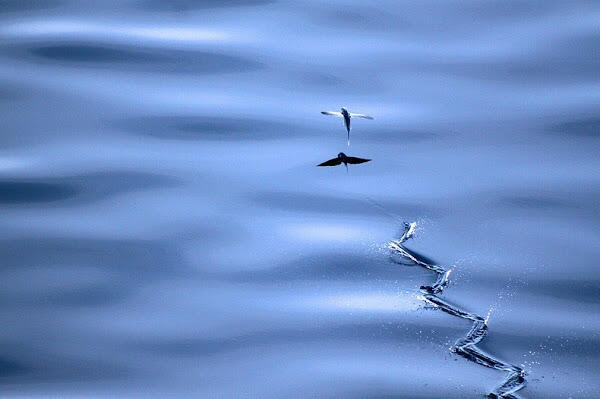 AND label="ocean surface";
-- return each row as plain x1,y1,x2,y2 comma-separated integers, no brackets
0,1,599,398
